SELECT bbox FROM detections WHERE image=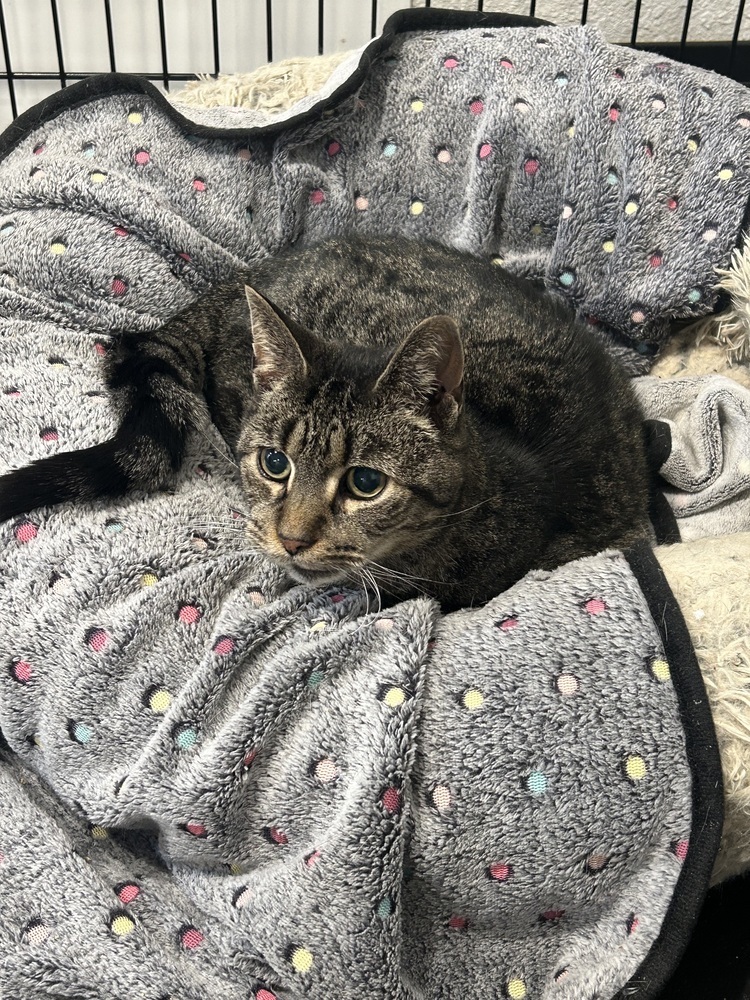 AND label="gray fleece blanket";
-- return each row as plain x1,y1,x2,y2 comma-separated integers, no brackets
0,10,739,999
